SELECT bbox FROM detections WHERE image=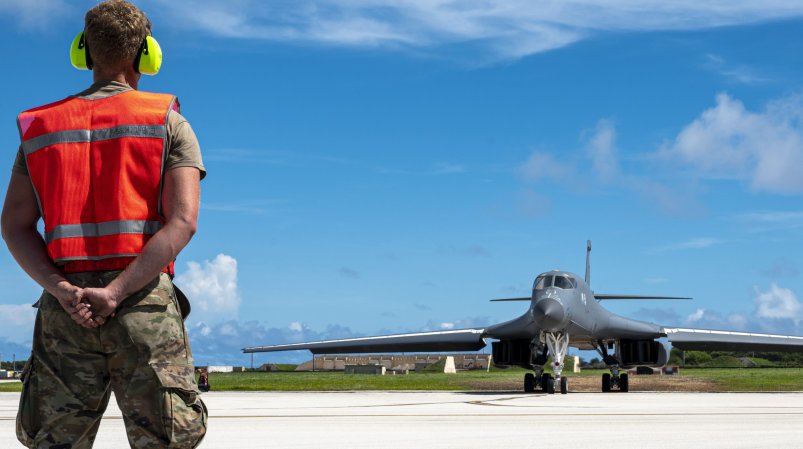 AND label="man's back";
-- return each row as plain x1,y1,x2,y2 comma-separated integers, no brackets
2,1,208,447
